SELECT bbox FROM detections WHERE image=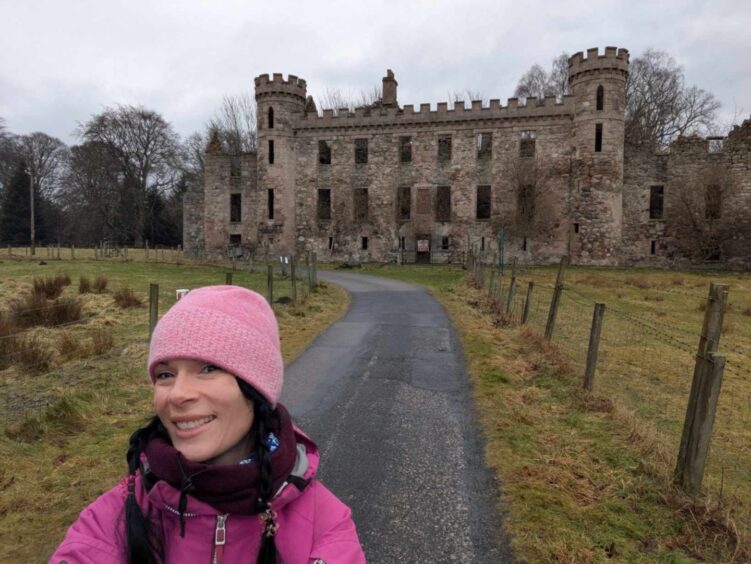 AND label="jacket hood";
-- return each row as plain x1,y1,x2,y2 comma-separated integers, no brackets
143,425,319,517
